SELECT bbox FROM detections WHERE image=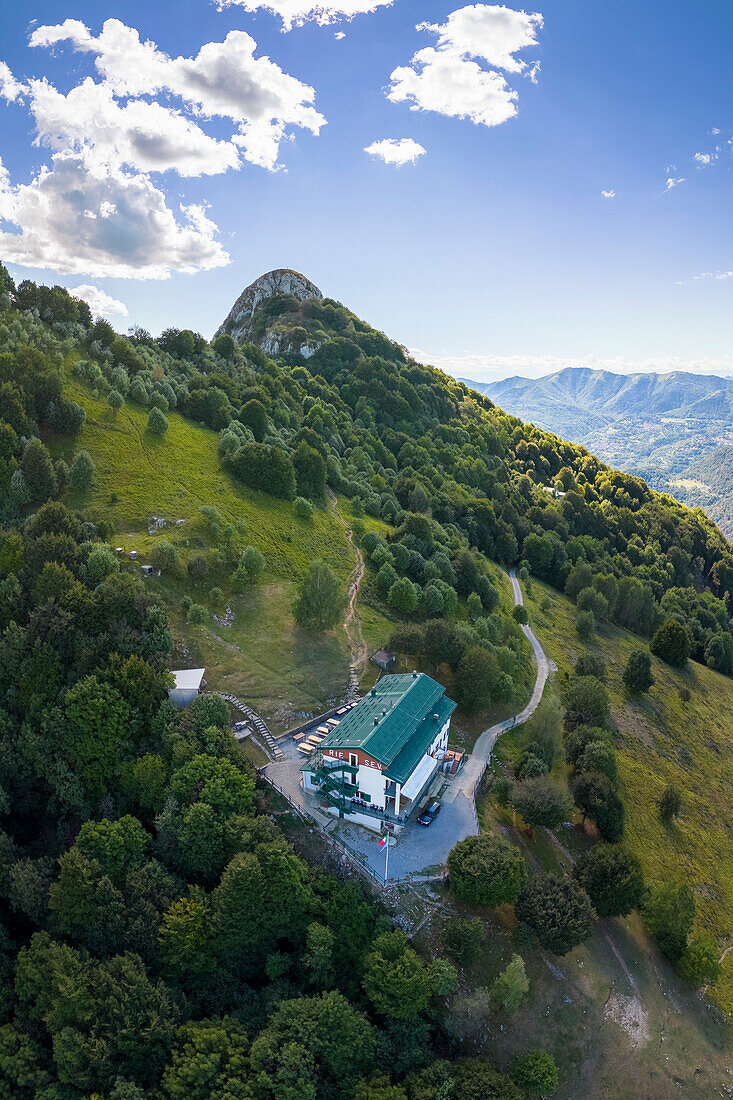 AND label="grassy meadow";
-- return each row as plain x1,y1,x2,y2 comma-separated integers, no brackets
504,577,733,1016
48,380,362,728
